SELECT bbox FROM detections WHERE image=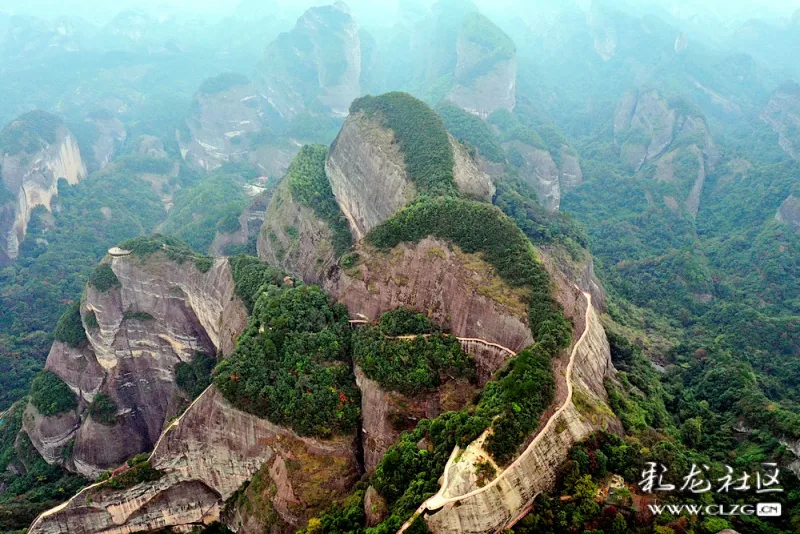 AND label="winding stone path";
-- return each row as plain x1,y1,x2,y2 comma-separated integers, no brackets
398,288,592,533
